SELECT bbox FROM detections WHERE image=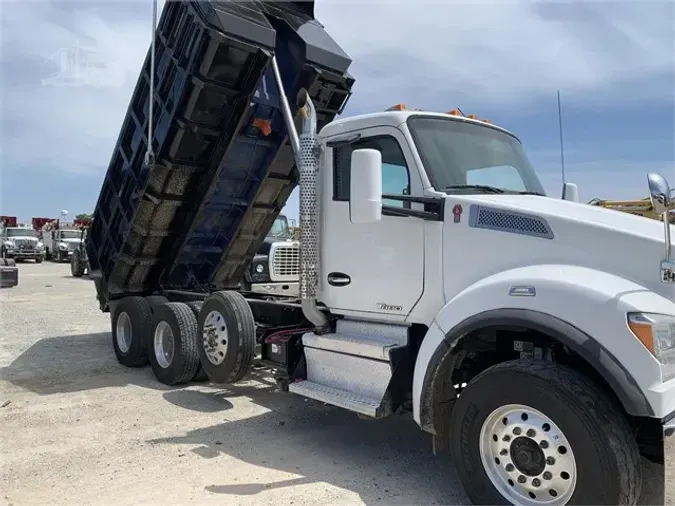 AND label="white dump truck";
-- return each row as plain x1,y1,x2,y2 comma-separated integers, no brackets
0,220,44,263
42,221,84,262
88,1,675,504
